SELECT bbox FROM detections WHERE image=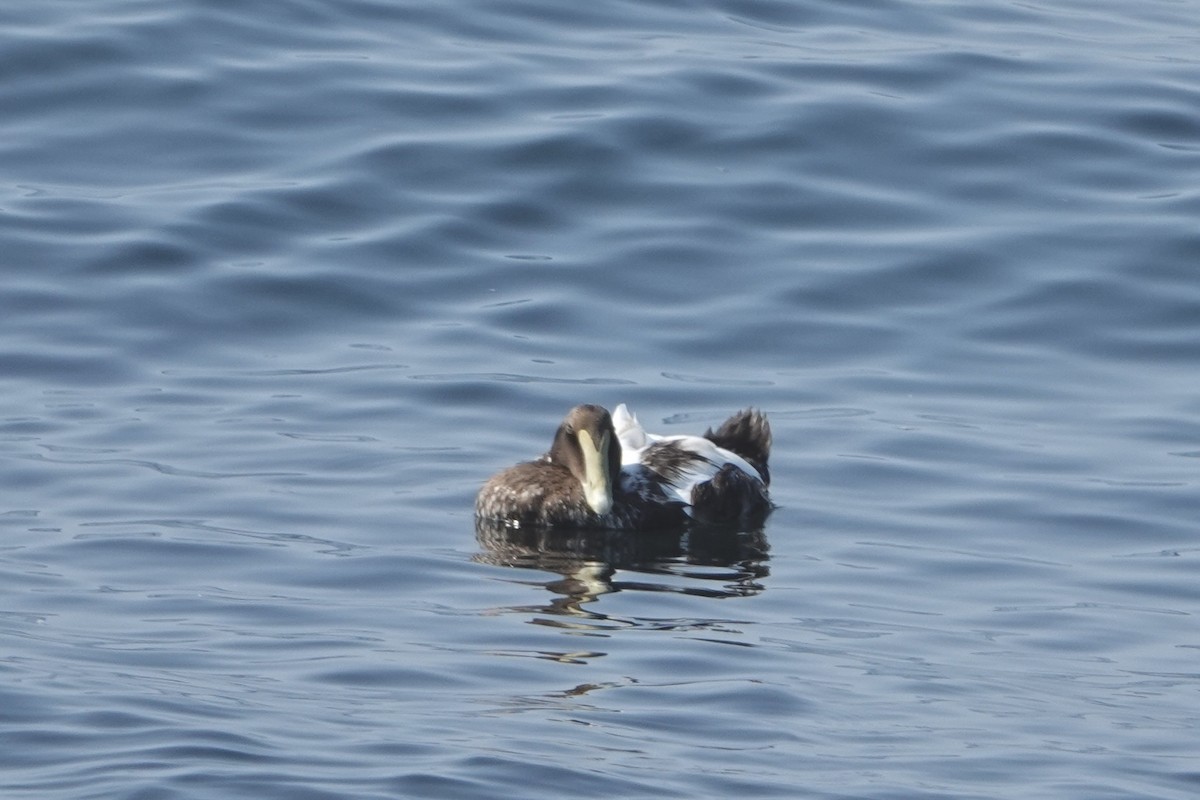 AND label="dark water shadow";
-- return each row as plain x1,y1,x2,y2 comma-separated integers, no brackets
474,519,770,630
